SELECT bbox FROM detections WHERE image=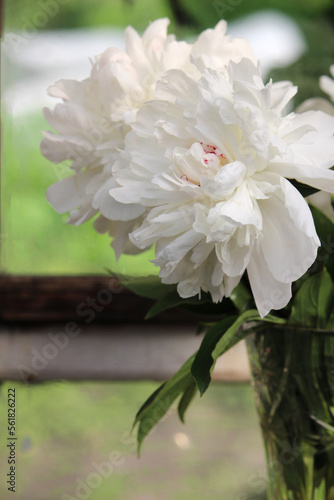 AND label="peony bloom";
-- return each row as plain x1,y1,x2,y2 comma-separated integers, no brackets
41,18,255,256
108,58,334,316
